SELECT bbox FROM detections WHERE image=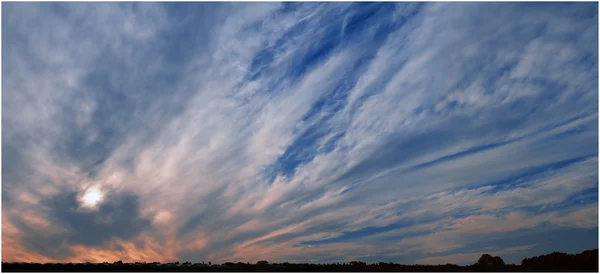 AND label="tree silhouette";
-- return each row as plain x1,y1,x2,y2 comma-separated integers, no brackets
522,249,598,270
1,248,597,272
